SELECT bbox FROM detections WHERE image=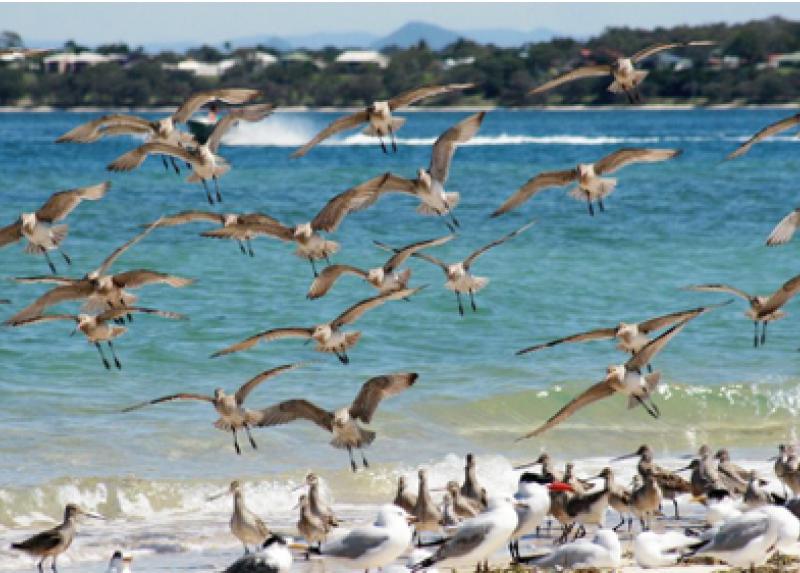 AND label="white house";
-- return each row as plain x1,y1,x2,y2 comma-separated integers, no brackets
335,50,390,69
43,52,124,74
162,58,237,78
